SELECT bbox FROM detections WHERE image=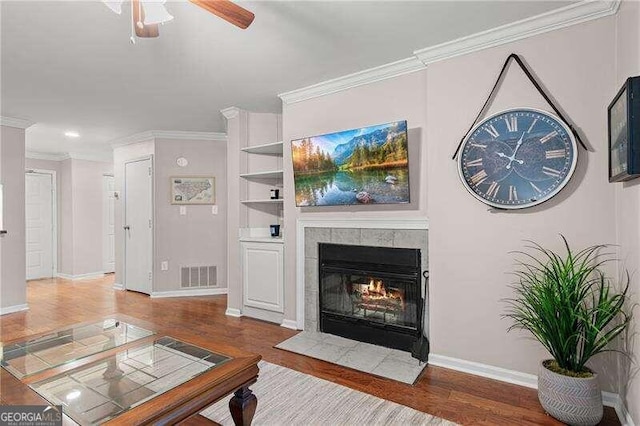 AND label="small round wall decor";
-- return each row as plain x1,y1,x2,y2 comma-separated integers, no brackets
176,157,188,167
458,108,577,209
